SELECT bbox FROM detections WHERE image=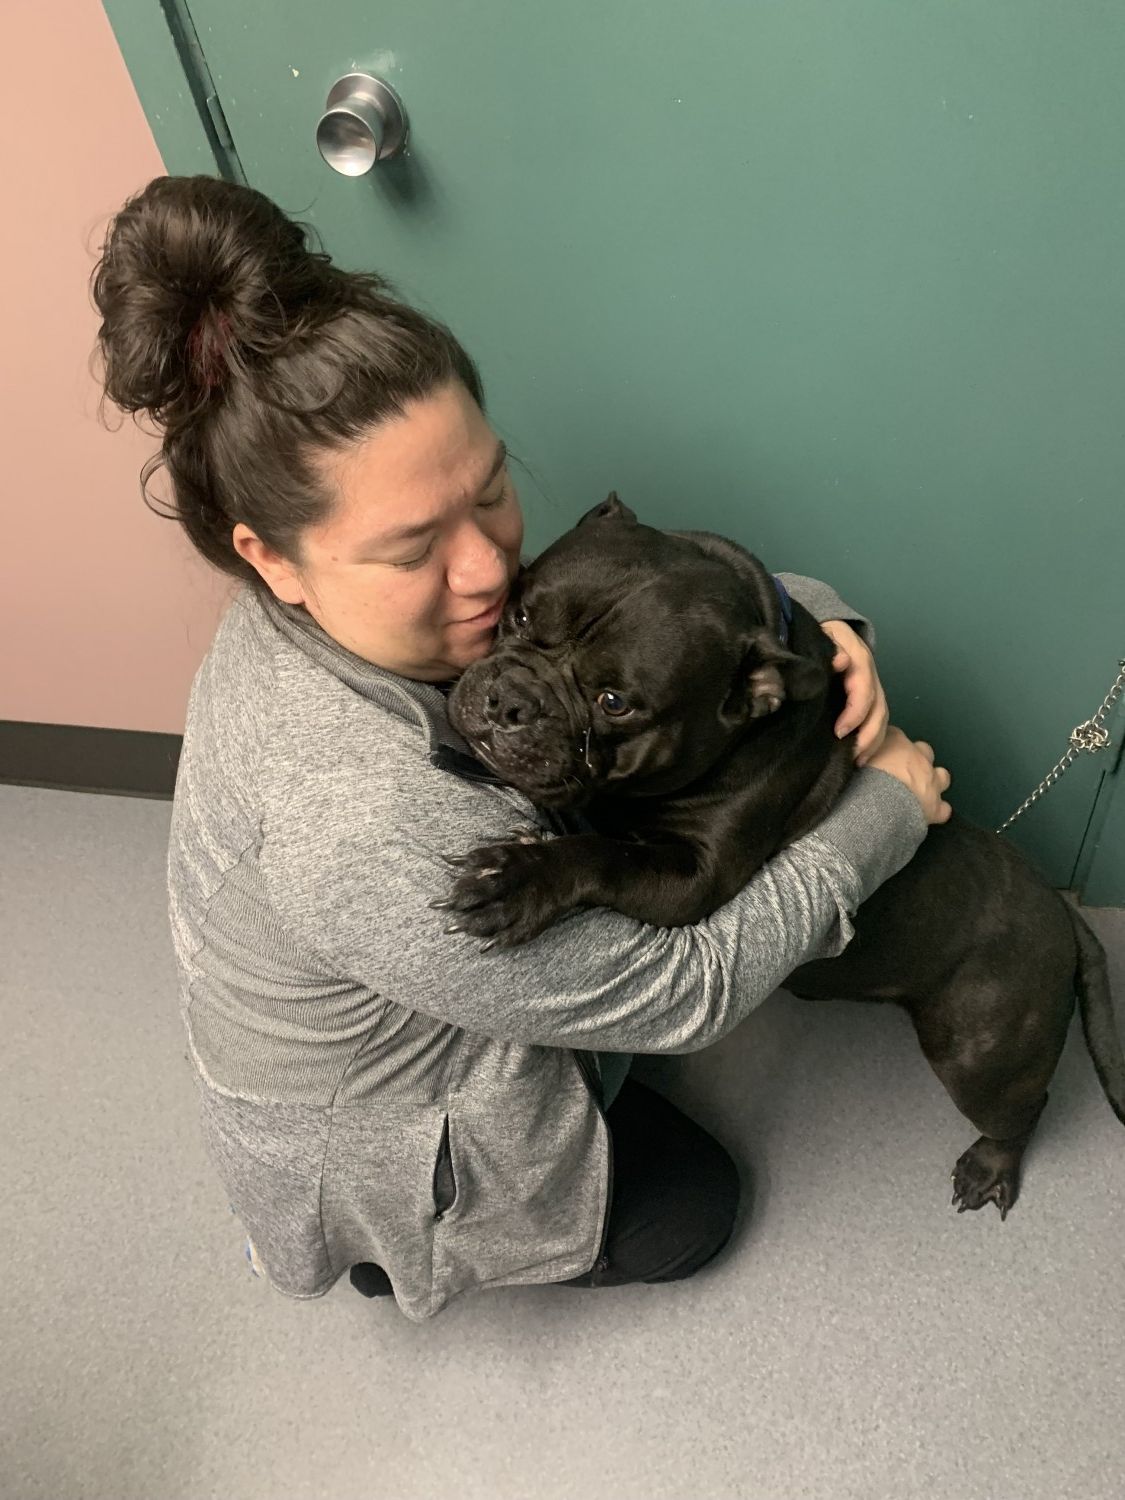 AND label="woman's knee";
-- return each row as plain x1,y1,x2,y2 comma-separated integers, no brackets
648,1138,743,1282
